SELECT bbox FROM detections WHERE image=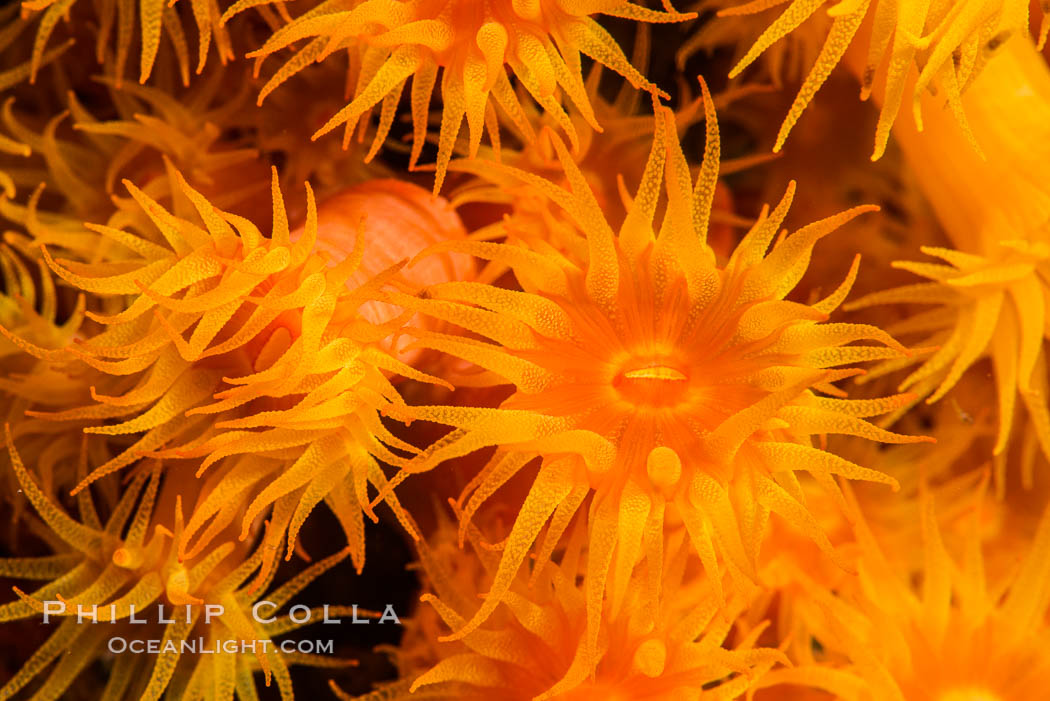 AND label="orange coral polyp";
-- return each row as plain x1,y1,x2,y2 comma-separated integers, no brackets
380,84,930,655
725,0,1049,158
240,0,695,192
0,430,356,699
759,485,1050,701
376,513,786,700
23,0,234,86
502,260,771,433
17,166,453,579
